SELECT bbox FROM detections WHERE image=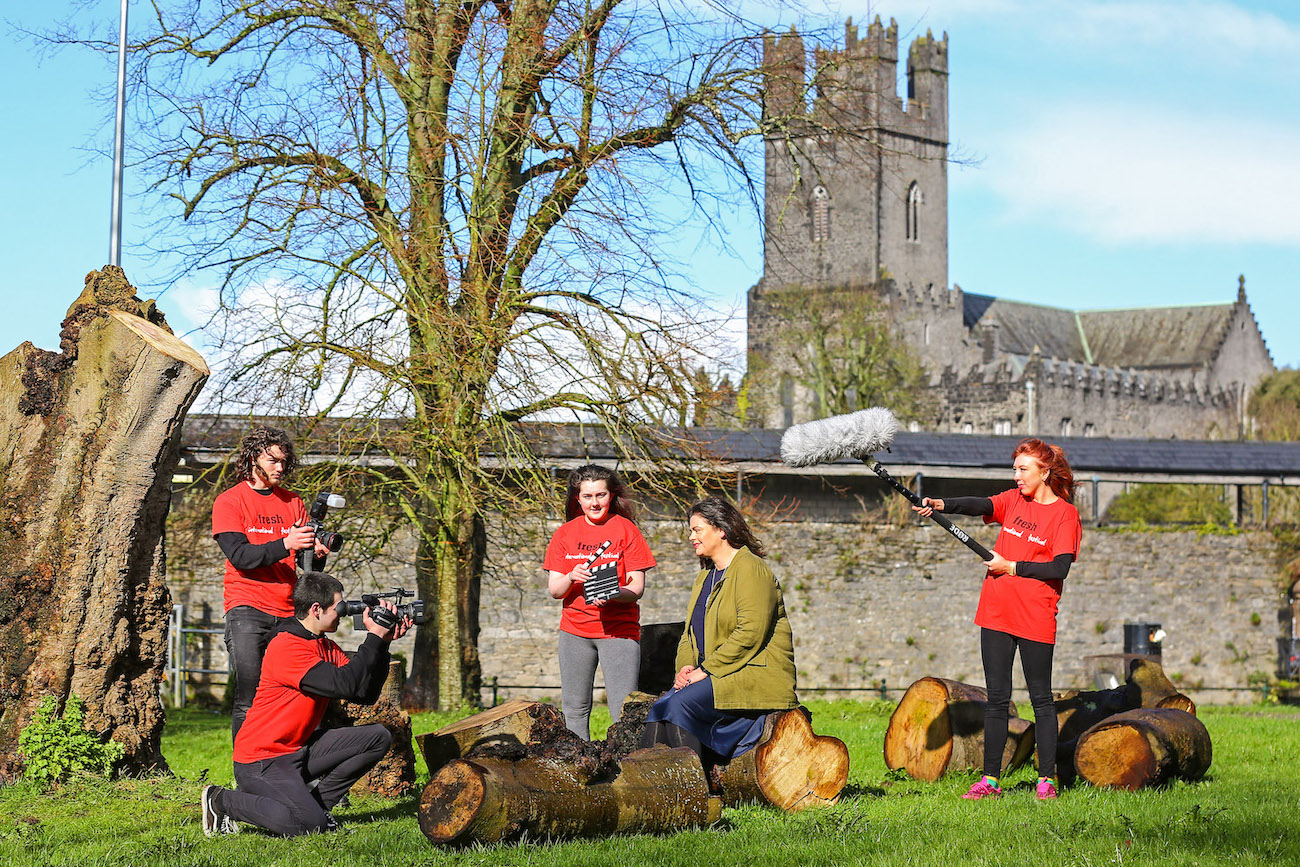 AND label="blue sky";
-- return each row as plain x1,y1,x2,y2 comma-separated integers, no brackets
2,0,1297,381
